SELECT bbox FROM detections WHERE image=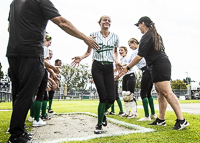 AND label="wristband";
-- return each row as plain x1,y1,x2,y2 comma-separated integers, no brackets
127,66,130,71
